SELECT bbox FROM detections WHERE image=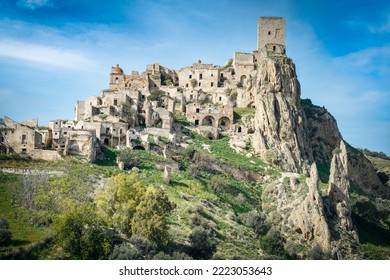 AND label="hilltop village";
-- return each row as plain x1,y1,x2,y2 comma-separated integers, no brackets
0,17,286,164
